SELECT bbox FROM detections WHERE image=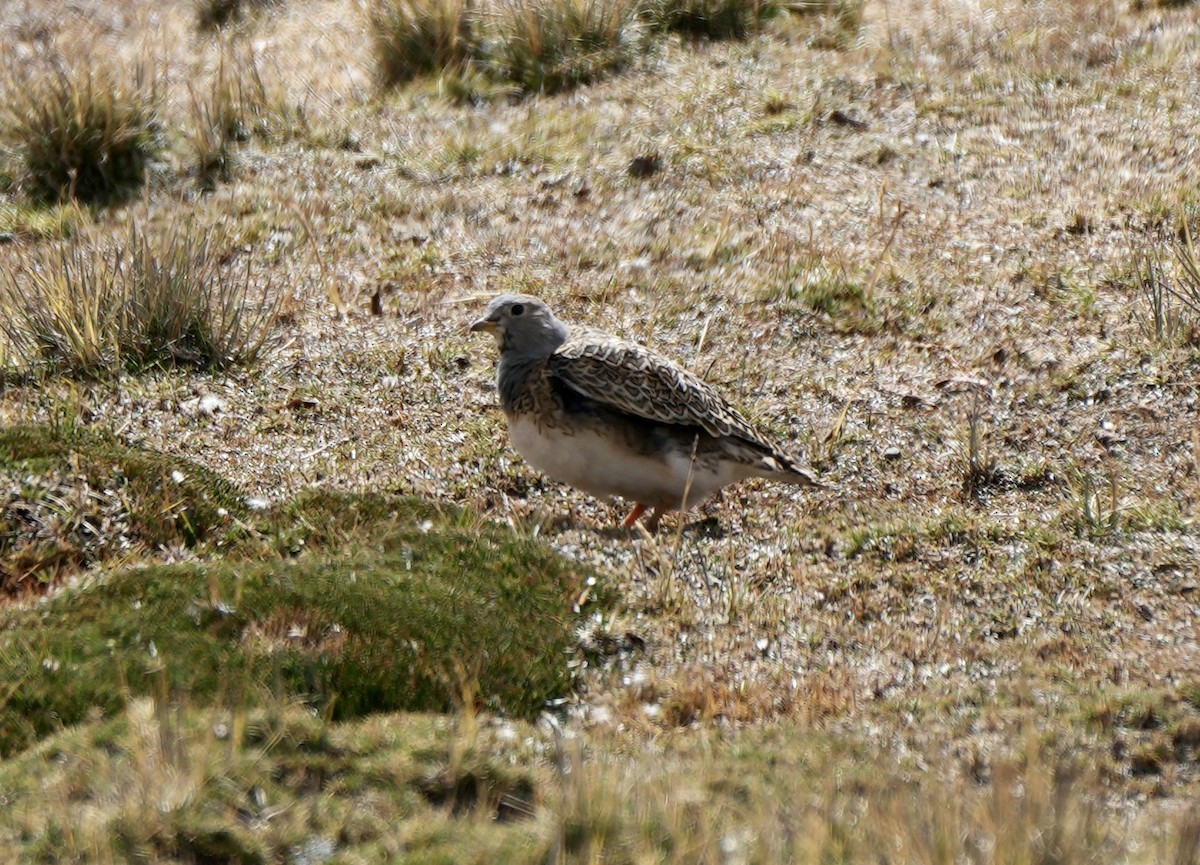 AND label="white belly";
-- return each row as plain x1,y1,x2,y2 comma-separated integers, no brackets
508,416,738,507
